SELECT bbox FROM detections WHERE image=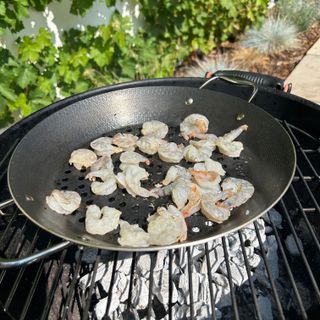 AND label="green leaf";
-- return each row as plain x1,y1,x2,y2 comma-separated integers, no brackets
17,66,37,89
0,2,6,16
0,83,17,102
90,47,114,68
70,0,94,16
105,0,116,6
